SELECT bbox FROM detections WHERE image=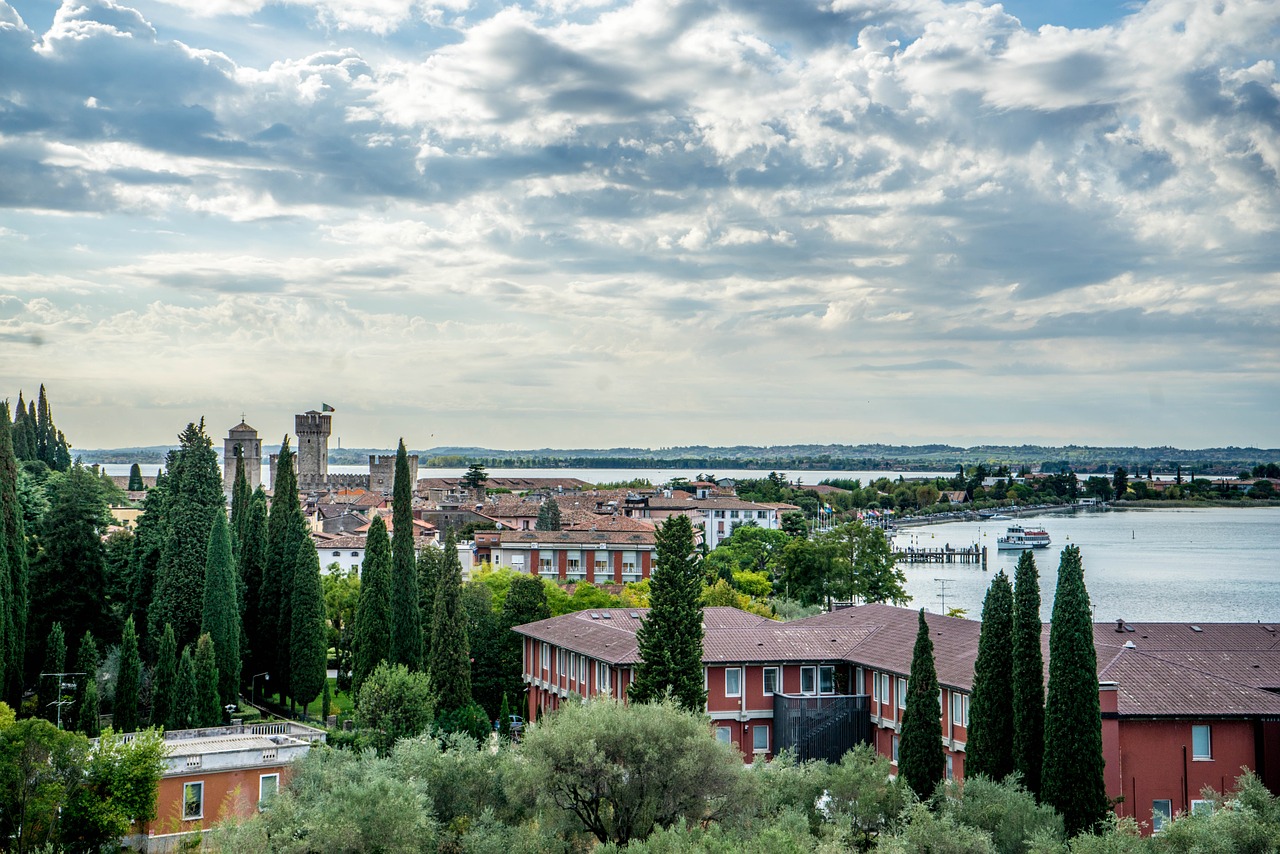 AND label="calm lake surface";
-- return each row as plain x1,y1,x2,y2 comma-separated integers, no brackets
891,507,1280,624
